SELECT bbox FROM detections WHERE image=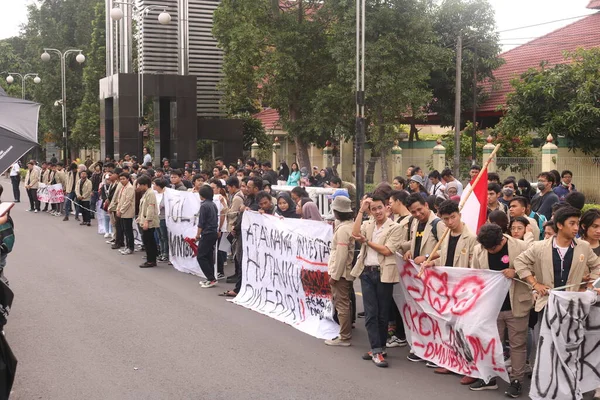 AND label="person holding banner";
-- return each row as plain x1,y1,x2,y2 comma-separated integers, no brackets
136,175,160,268
324,196,356,347
351,196,403,368
197,185,219,288
514,206,600,313
471,223,532,397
